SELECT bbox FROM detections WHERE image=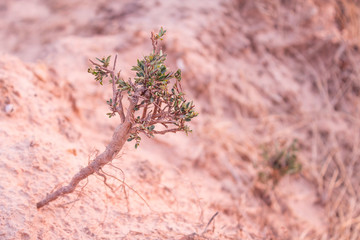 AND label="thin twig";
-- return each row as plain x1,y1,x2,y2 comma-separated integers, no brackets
141,104,149,120
153,128,181,135
201,212,219,235
149,120,177,126
113,55,117,71
116,91,125,123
